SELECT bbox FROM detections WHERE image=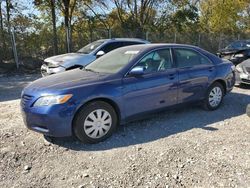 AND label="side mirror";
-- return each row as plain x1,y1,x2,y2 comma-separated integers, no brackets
129,66,144,76
96,51,105,58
